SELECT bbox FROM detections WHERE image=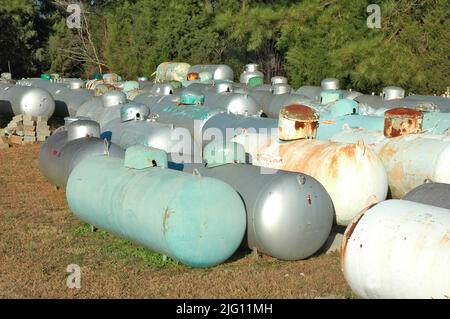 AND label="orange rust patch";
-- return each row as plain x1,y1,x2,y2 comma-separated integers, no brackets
385,108,422,117
187,72,199,81
440,232,450,246
282,104,317,118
